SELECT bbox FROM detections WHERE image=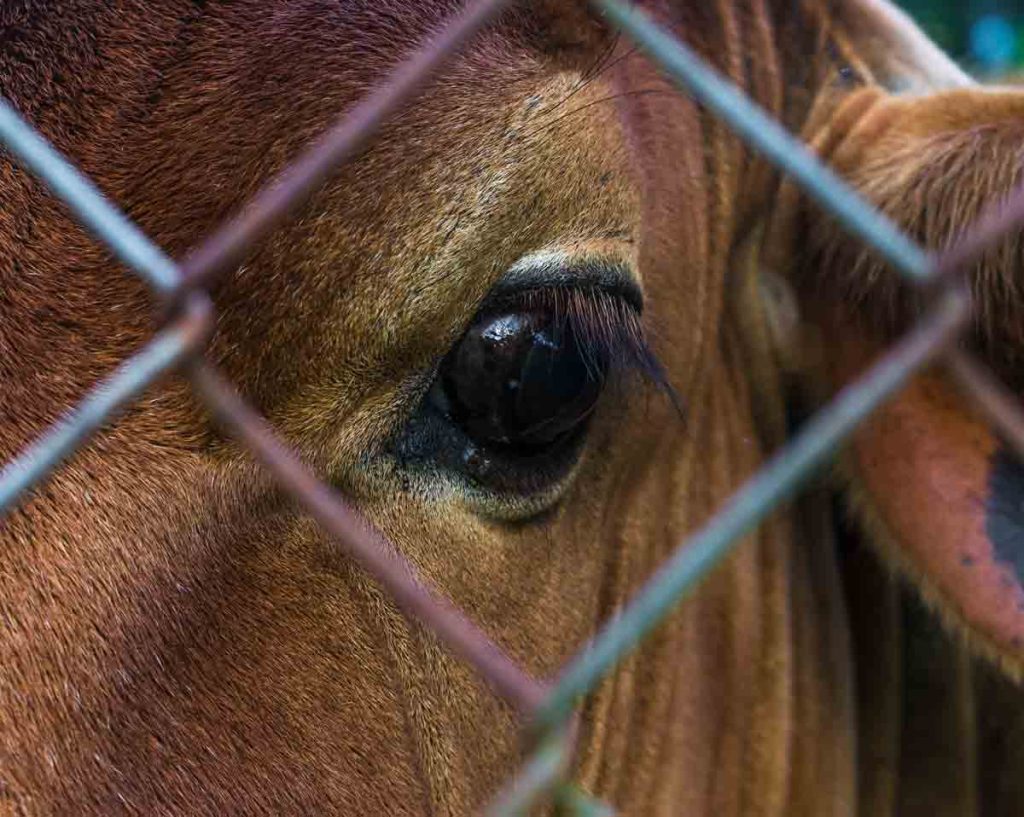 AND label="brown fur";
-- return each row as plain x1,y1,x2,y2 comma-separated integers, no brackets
0,2,1018,815
794,89,1024,387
